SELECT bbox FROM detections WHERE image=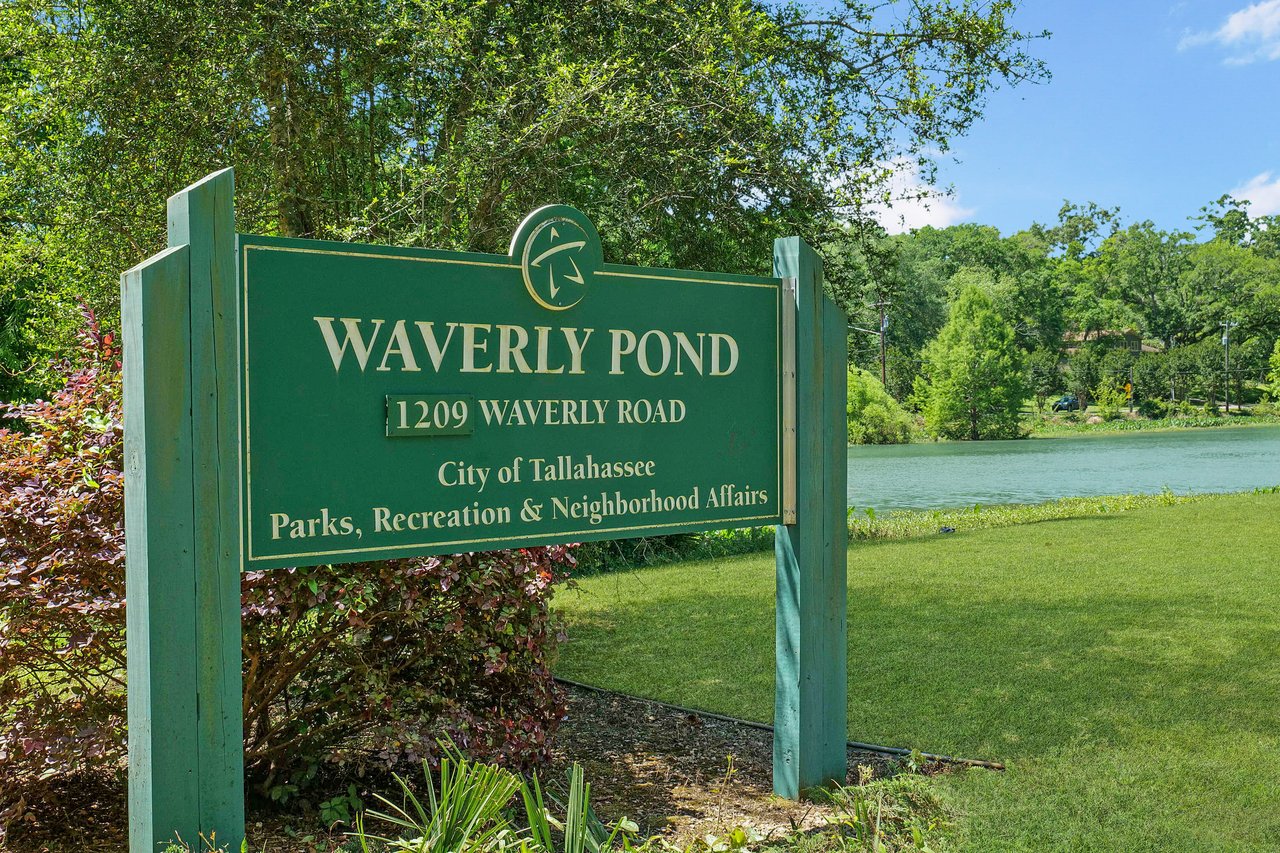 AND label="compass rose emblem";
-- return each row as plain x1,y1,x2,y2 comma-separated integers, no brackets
511,206,602,311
